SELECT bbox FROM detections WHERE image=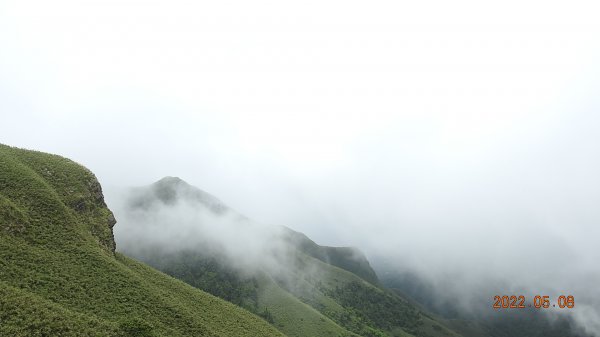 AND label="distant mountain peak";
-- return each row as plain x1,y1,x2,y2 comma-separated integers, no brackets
155,176,186,185
152,176,190,192
129,176,231,215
